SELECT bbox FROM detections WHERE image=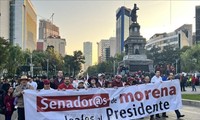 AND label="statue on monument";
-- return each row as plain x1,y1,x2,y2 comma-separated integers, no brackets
131,4,139,23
